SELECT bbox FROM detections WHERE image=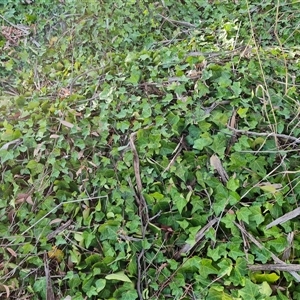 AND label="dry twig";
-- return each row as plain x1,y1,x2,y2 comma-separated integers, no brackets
44,252,55,300
157,13,197,28
248,264,300,272
129,132,150,300
227,126,300,144
210,154,229,184
175,217,219,259
266,207,300,229
234,221,300,282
